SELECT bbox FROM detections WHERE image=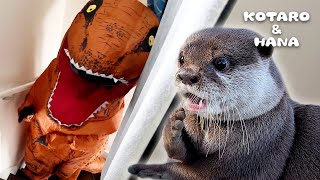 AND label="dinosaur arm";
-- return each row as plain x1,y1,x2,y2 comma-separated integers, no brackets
18,59,58,122
18,81,36,122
